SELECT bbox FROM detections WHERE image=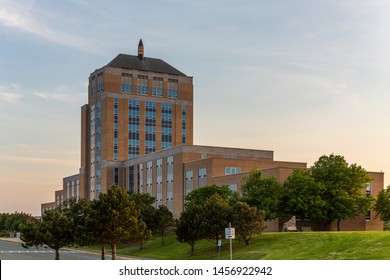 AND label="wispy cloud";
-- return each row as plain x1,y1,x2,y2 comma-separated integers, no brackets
33,86,83,102
0,0,96,53
0,84,22,103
